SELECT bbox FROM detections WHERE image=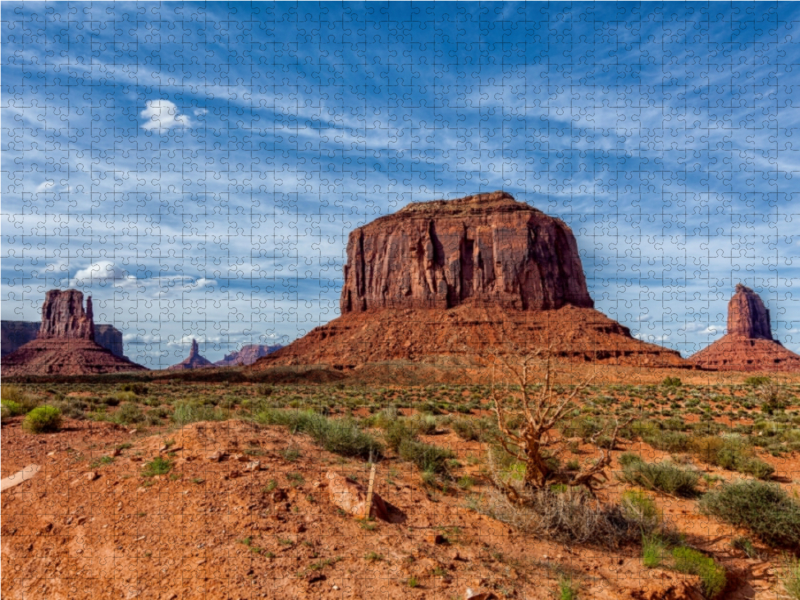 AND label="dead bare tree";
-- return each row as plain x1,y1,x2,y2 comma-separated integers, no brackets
487,346,631,503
